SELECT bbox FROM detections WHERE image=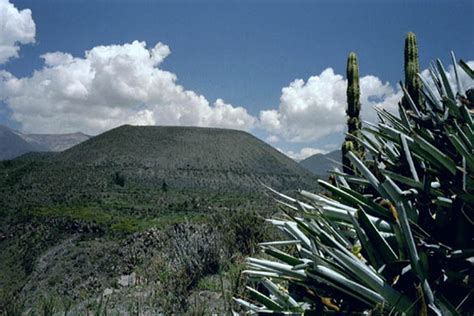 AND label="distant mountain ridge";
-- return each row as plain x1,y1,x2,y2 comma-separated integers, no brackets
299,149,342,178
0,125,40,160
18,132,90,152
0,125,90,160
